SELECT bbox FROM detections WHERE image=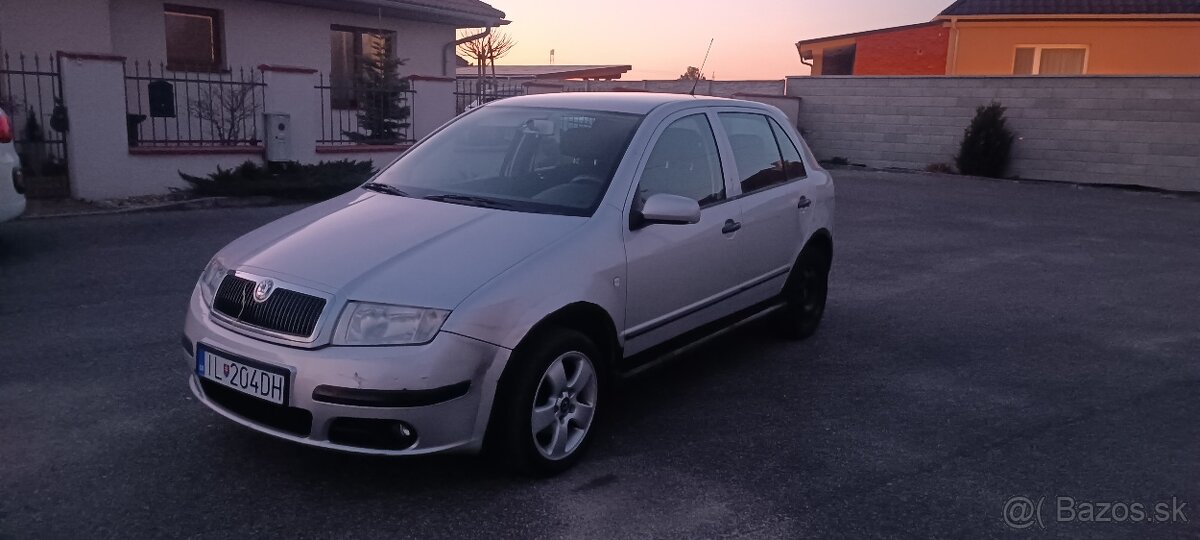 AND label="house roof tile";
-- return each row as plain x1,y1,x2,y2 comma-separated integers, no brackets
939,0,1200,16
